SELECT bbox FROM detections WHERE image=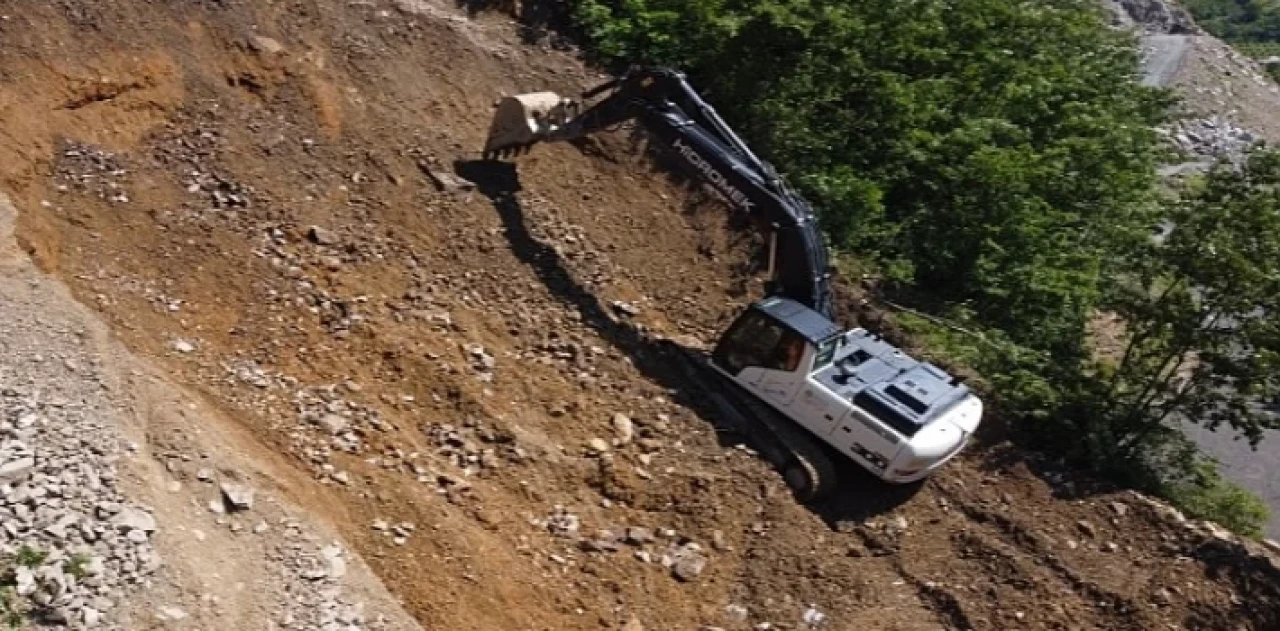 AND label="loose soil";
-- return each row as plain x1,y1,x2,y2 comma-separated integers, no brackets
1,1,1278,630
